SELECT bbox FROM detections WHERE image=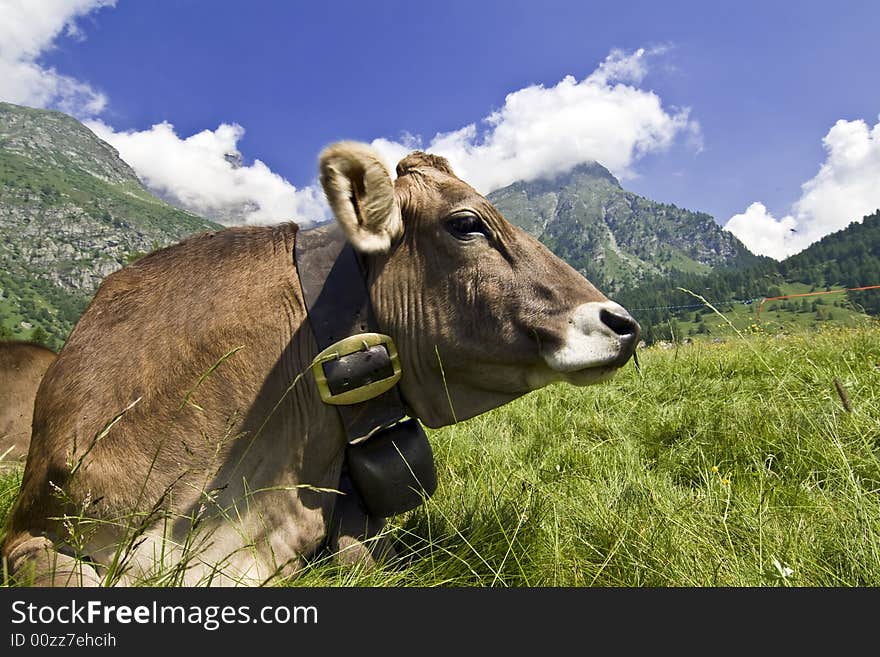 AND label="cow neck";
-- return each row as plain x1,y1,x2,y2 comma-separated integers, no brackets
294,222,407,442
